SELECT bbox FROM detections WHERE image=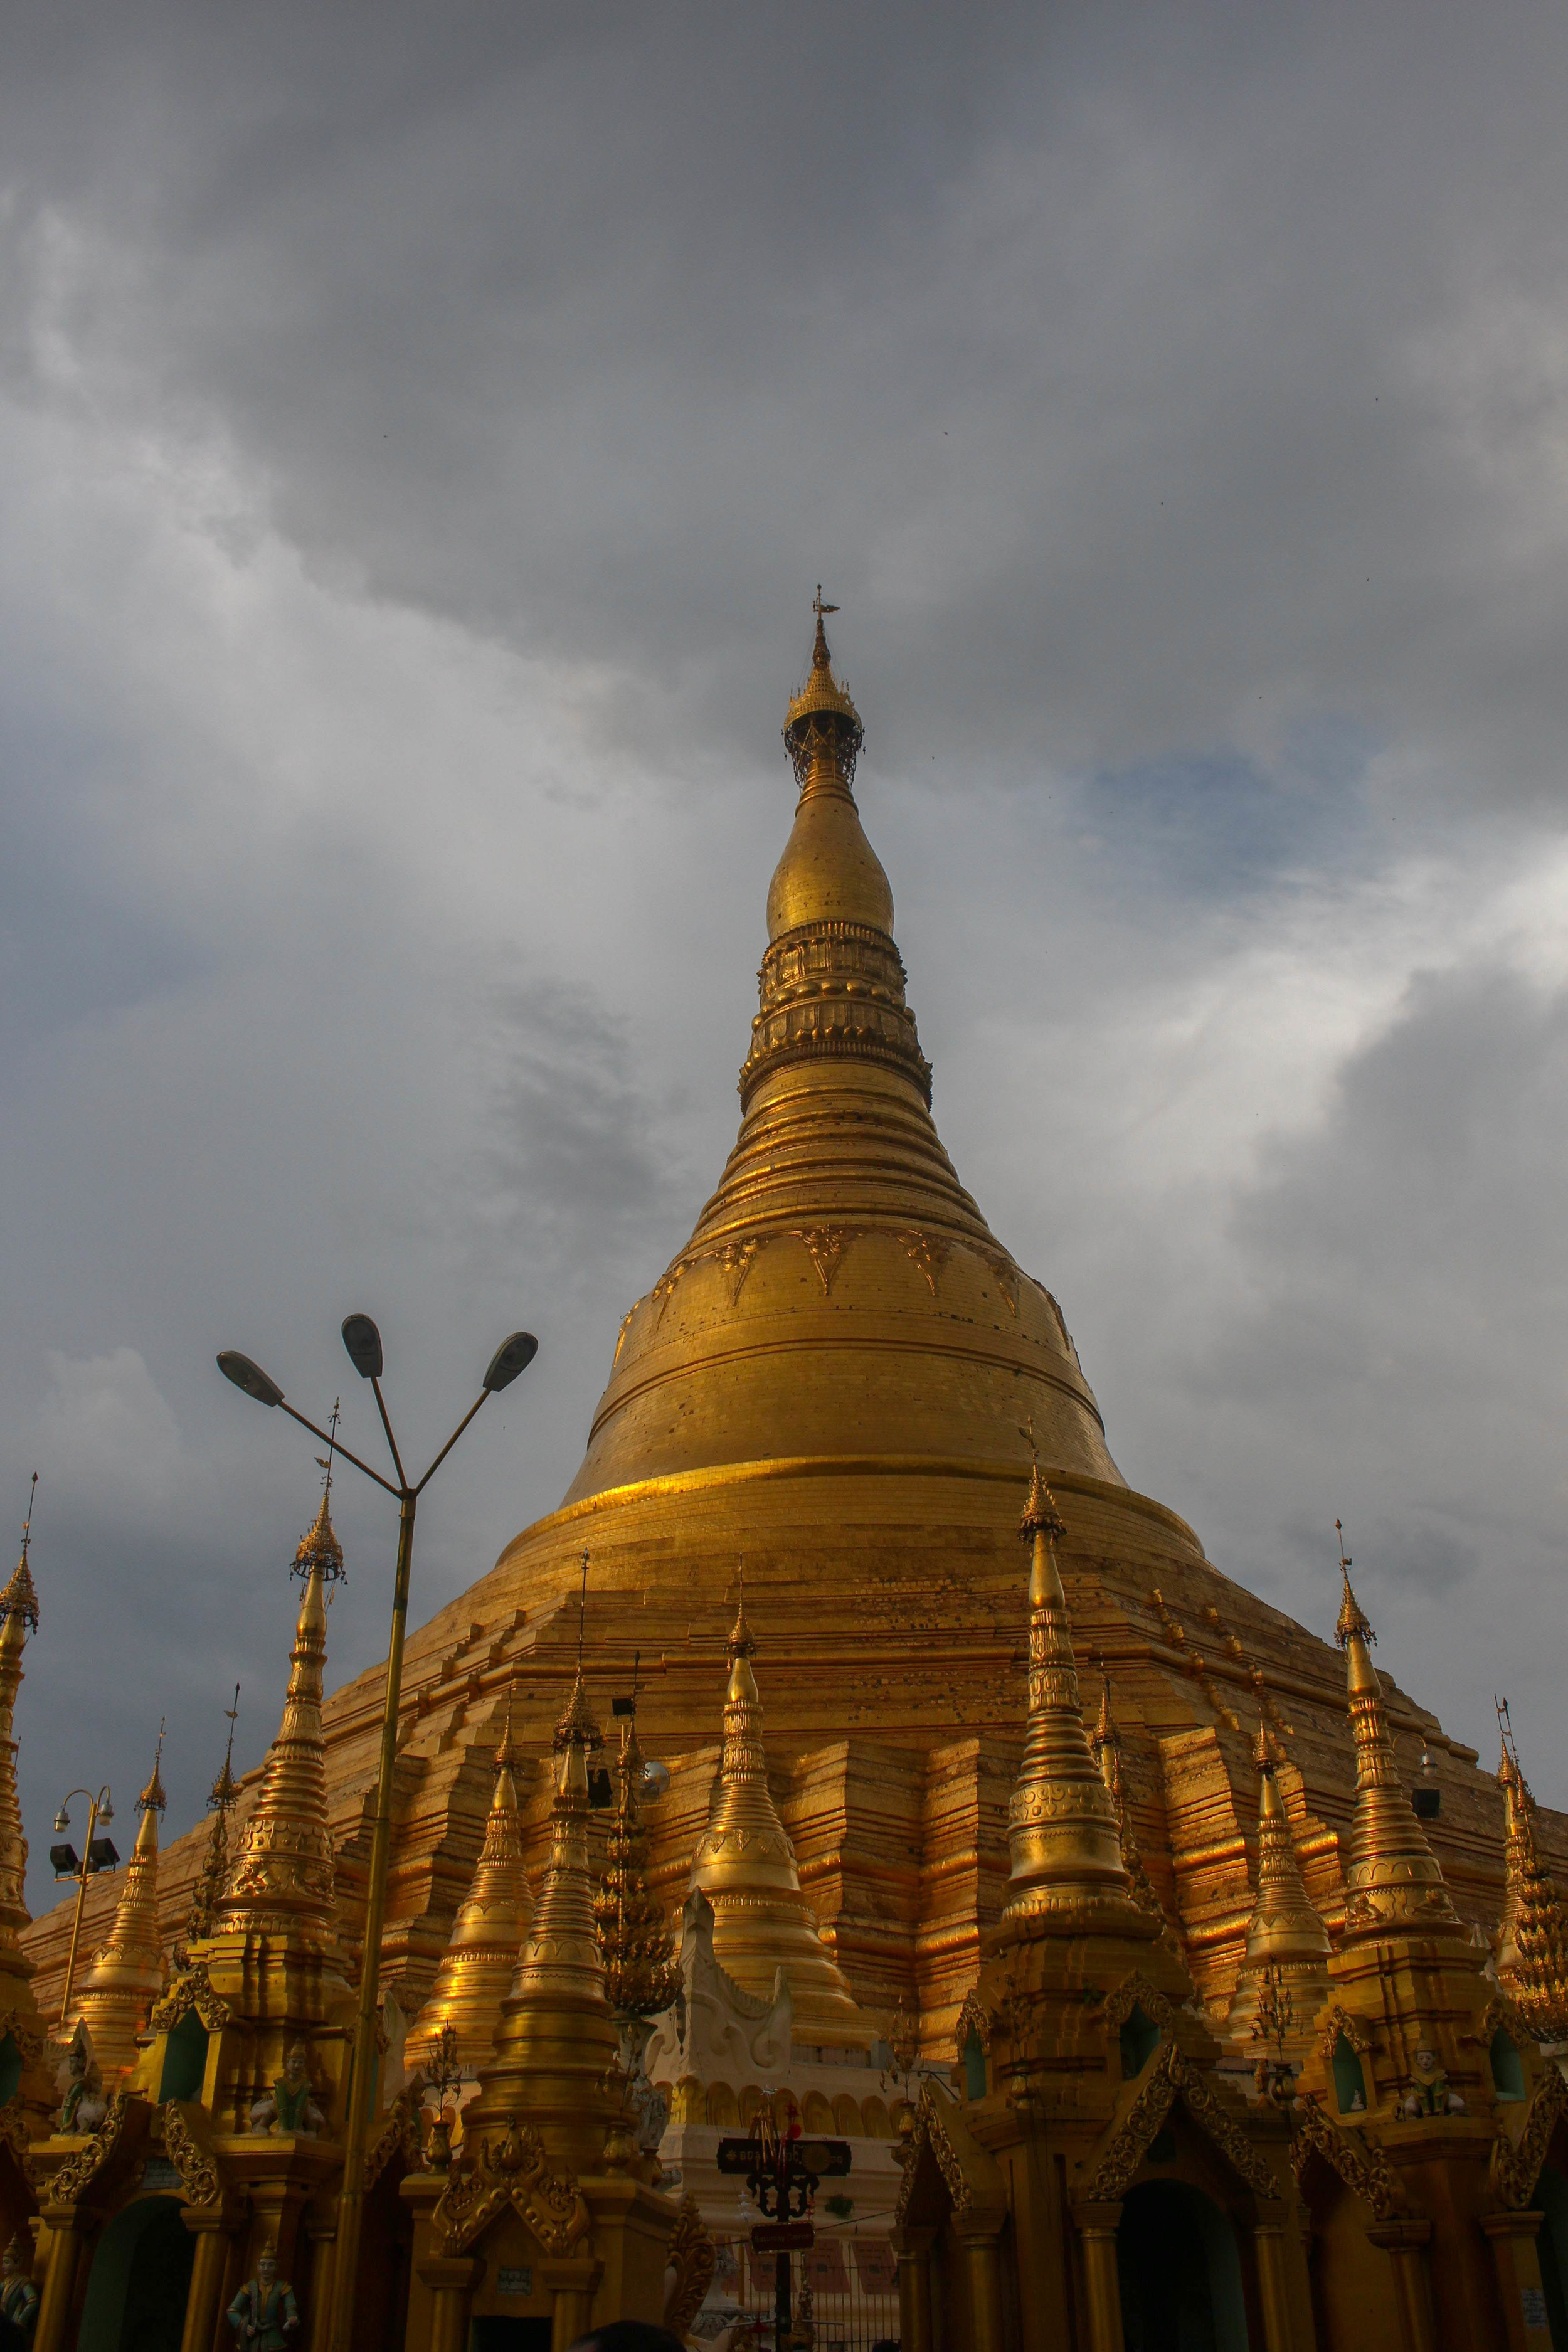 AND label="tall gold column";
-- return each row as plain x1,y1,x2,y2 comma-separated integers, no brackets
956,2221,1005,2352
1253,2210,1305,2352
1367,2220,1437,2352
1072,2202,1125,2352
178,2215,235,2352
894,2228,936,2352
31,2213,95,2352
1479,2212,1550,2352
